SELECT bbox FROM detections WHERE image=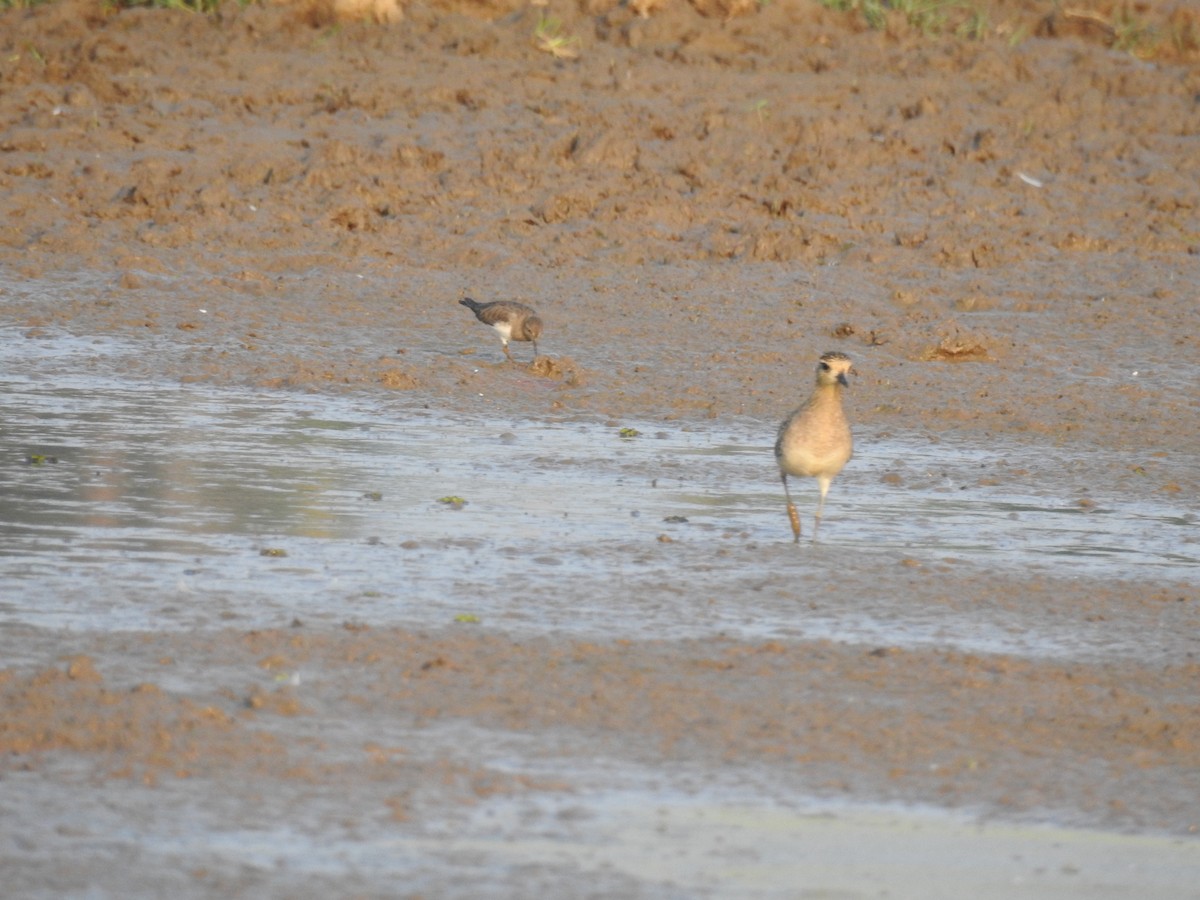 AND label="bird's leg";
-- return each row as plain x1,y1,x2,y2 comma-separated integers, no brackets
502,340,513,362
788,504,802,543
812,478,831,541
781,473,801,542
